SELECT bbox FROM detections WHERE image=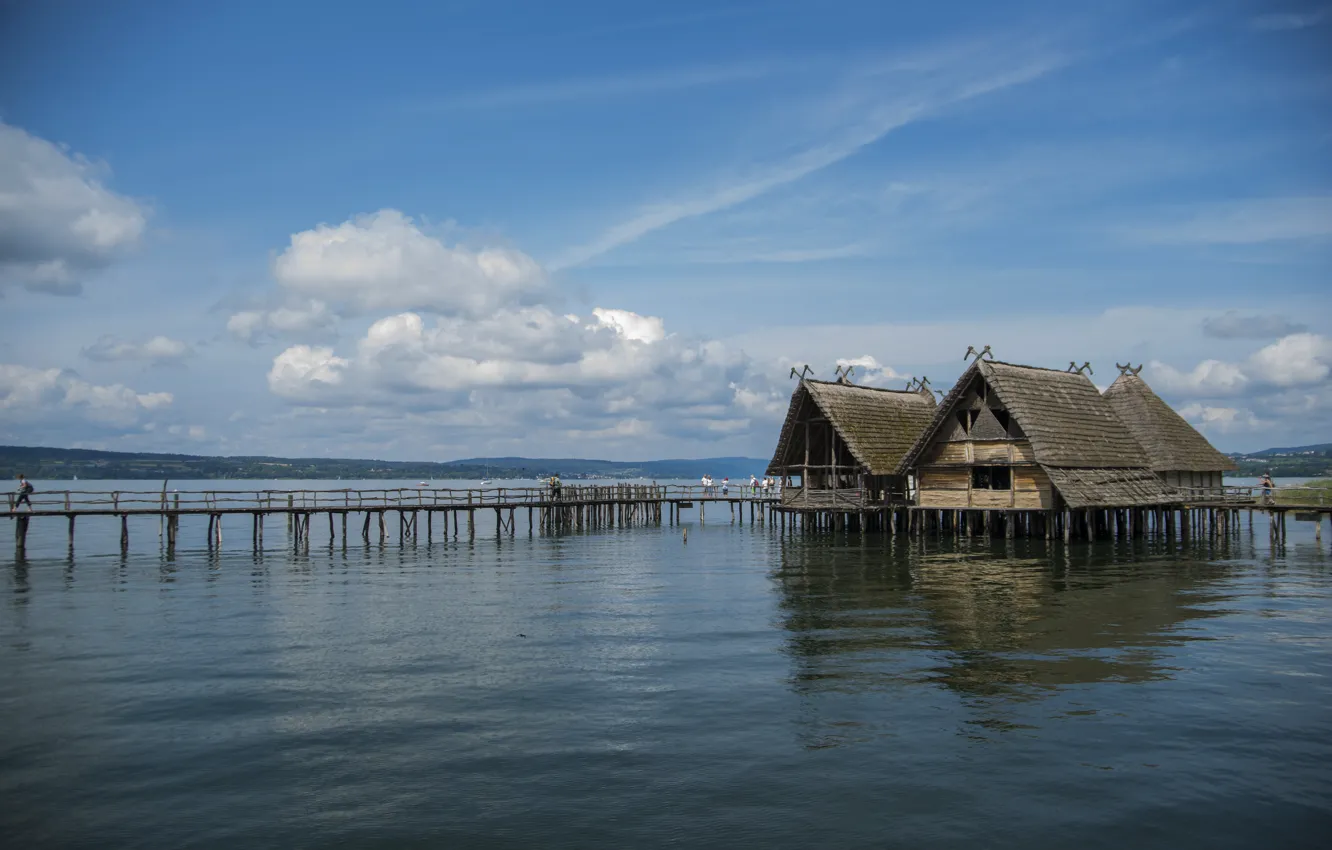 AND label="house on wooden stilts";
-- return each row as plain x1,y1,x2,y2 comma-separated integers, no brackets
767,377,938,511
1101,368,1235,498
899,359,1178,537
